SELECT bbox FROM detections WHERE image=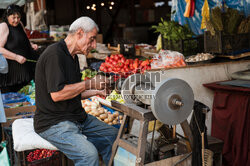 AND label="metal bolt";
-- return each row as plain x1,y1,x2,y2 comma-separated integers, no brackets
136,157,141,163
